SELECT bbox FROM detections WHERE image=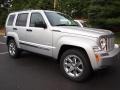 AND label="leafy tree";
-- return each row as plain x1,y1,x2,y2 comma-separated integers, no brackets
59,0,90,18
0,0,11,27
0,0,120,31
88,0,120,31
11,0,54,11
